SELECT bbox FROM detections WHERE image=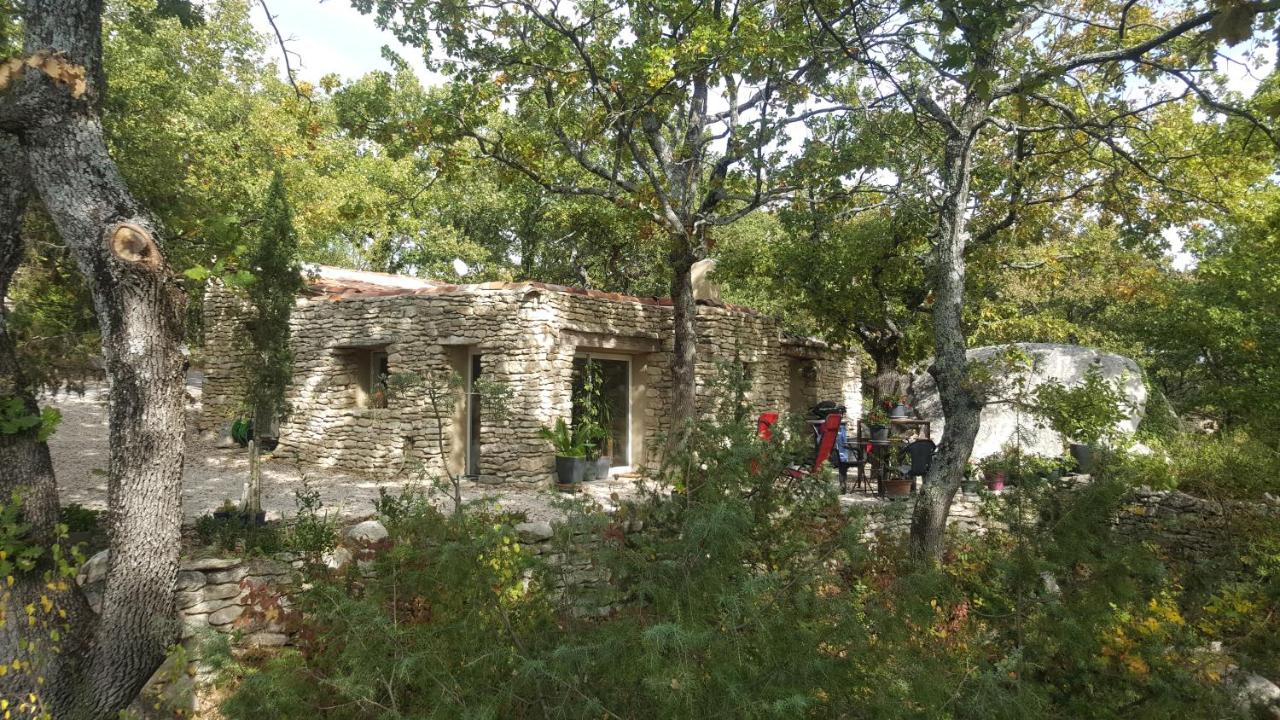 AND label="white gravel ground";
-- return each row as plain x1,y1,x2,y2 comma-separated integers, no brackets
43,374,648,523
